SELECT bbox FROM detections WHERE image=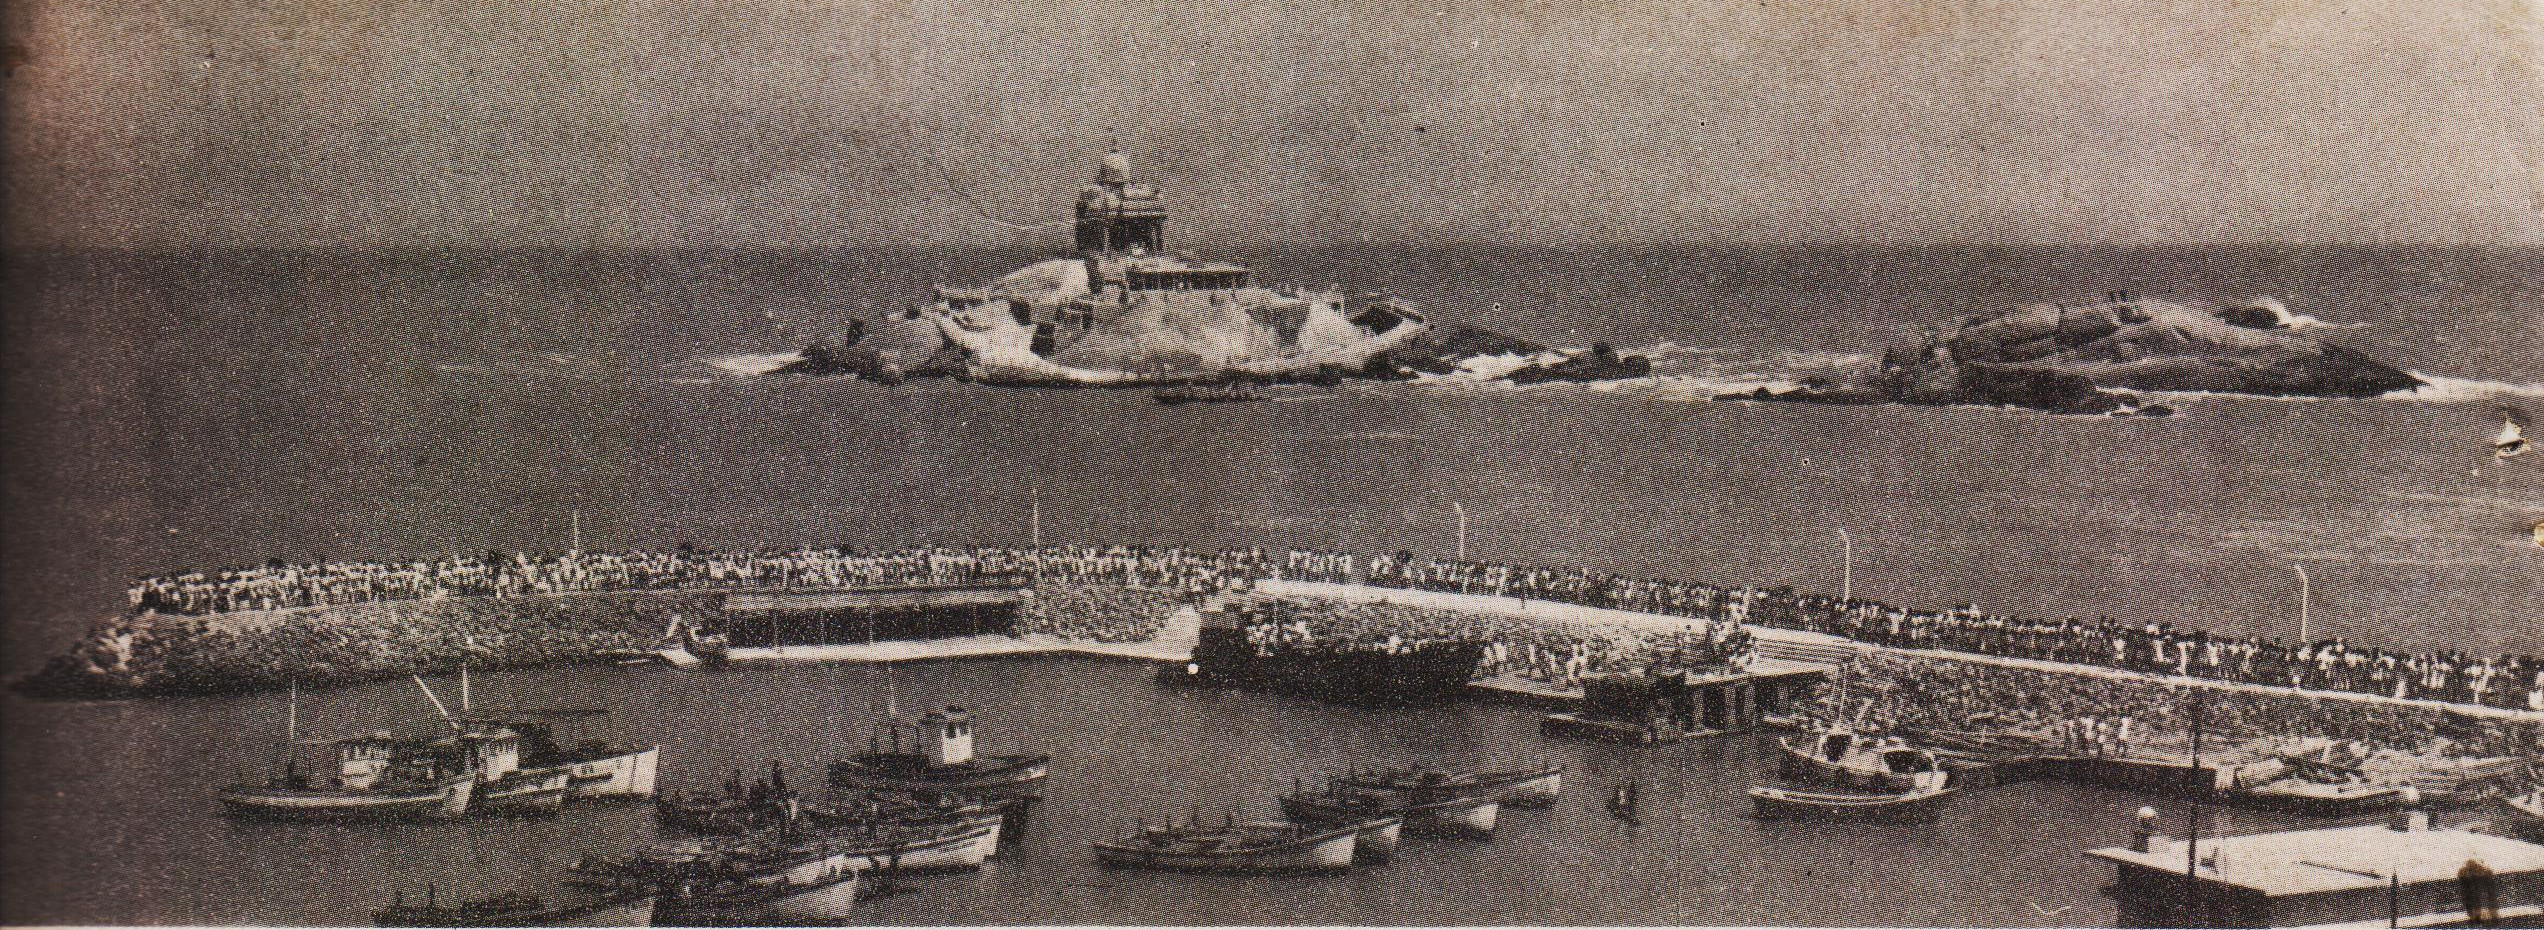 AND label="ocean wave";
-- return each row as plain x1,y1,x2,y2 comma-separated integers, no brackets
2235,298,2368,331
706,351,805,378
2387,375,2544,403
